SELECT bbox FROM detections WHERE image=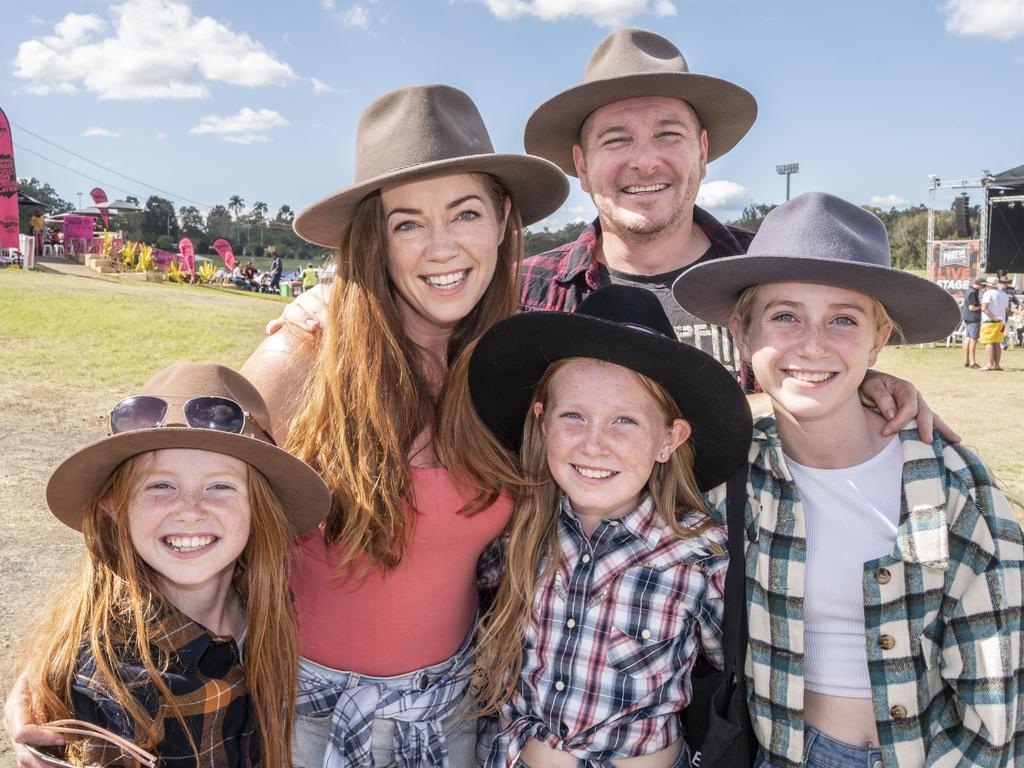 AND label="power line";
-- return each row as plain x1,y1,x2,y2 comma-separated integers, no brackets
12,121,214,210
14,143,137,198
